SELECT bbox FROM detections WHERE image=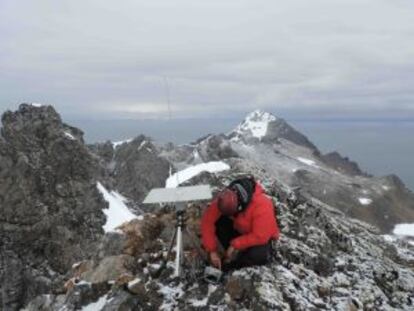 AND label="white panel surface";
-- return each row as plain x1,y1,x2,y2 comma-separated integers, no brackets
143,185,212,204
